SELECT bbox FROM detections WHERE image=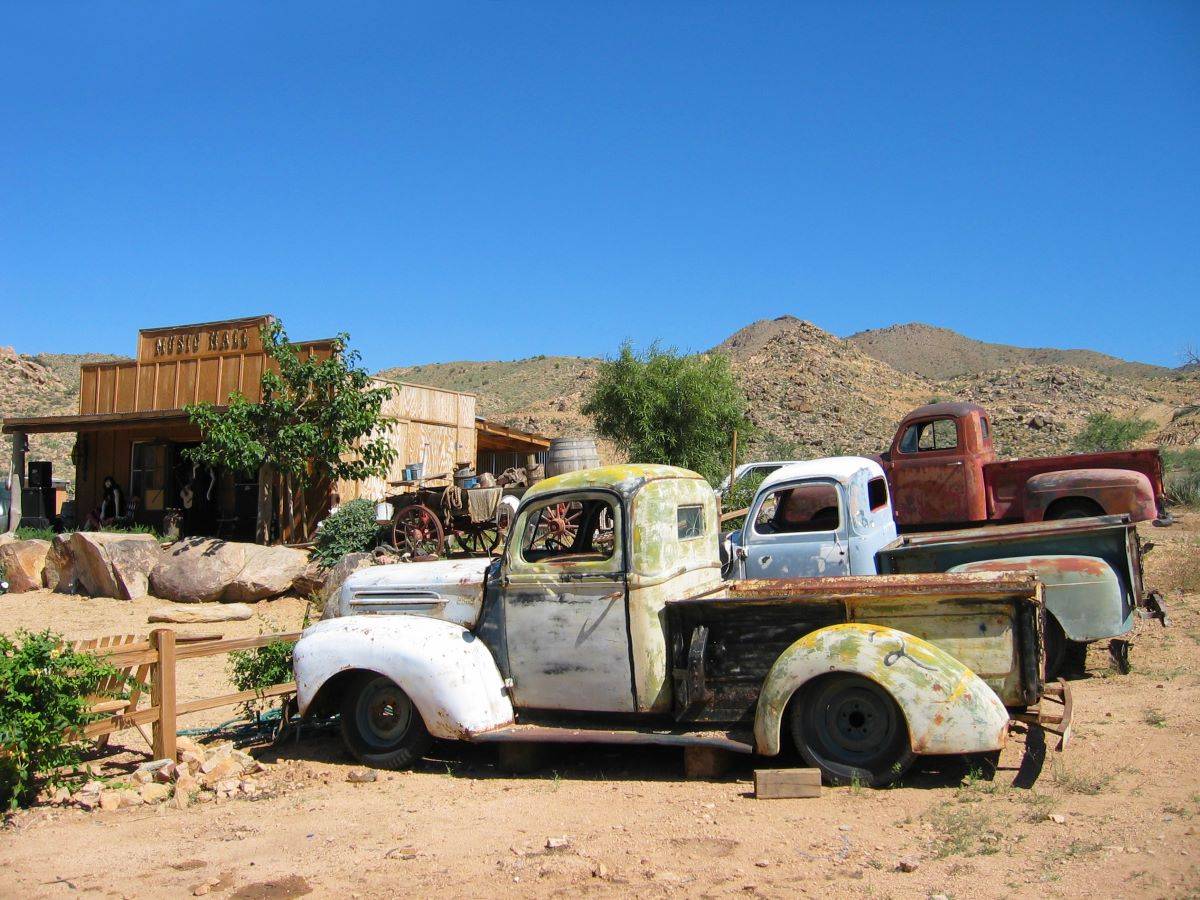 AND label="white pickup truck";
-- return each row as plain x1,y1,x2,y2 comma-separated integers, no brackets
727,457,1160,677
294,464,1055,787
